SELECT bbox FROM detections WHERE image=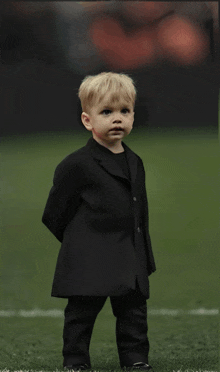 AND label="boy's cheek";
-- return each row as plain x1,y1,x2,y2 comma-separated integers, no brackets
127,128,133,135
92,128,103,139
